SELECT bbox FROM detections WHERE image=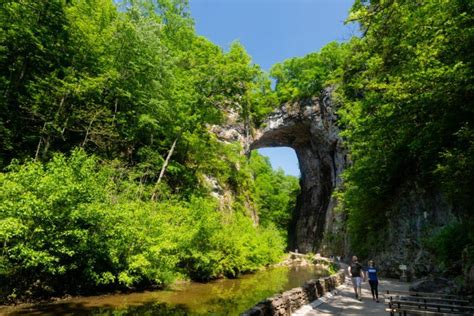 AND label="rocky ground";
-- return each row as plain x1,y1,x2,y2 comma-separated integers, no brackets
275,252,334,268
